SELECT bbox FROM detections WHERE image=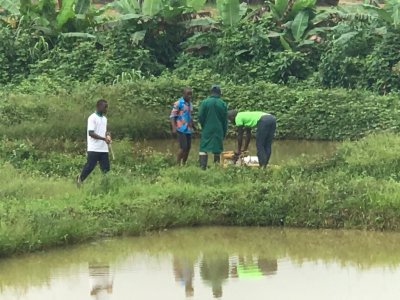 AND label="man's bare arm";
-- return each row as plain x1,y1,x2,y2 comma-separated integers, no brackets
236,126,244,154
89,131,110,144
243,128,251,151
